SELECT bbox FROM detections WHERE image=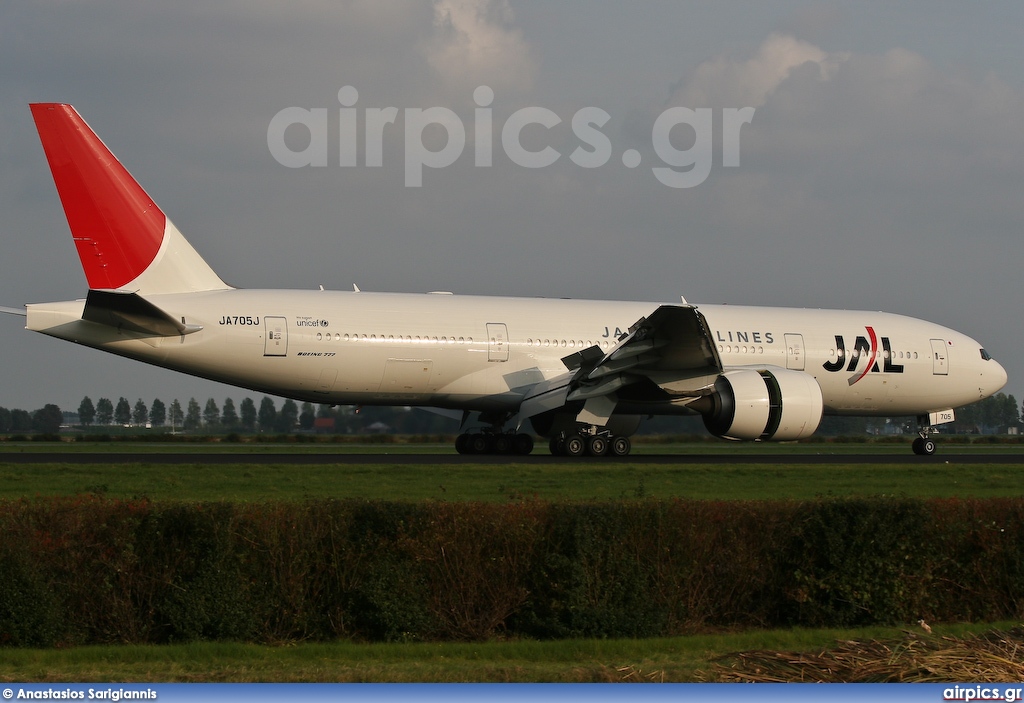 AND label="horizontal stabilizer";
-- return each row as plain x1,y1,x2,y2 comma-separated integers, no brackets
82,289,201,336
